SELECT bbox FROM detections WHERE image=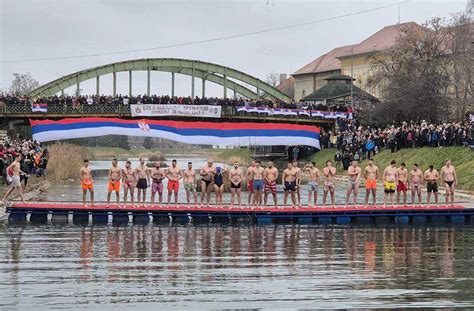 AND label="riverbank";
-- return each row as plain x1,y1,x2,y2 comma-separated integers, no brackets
312,147,474,191
87,147,222,160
